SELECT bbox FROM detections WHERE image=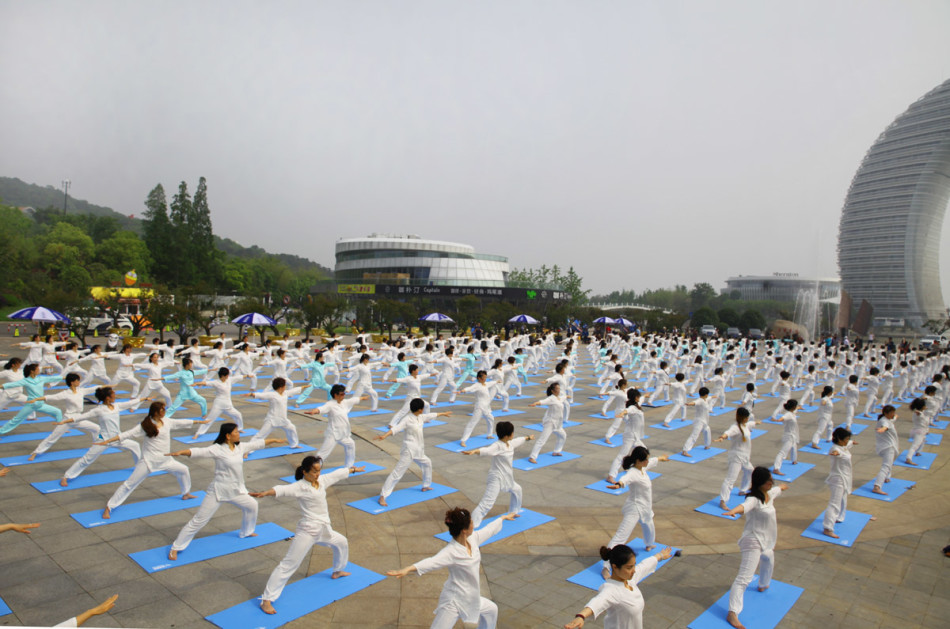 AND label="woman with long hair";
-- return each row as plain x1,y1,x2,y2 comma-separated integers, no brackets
714,407,756,509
